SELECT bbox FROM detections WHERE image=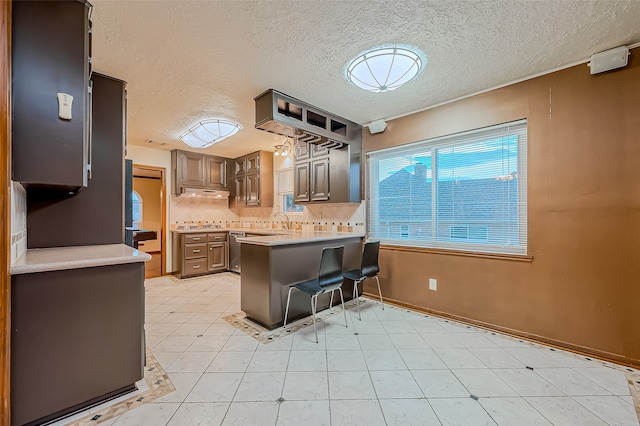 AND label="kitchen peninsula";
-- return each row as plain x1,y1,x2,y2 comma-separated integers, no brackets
237,231,364,329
